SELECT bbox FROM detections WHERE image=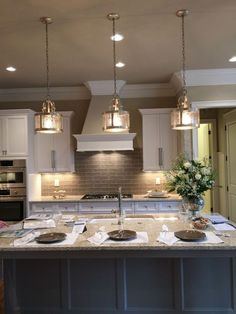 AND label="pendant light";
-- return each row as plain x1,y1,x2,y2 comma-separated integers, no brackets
102,13,130,133
35,17,63,134
171,10,200,130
